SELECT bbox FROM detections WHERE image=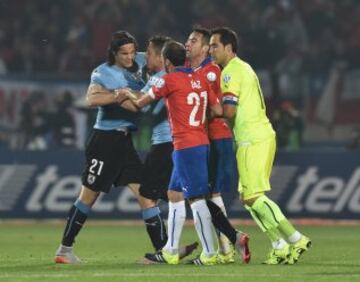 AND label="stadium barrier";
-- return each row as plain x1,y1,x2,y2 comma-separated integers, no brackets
0,150,359,219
